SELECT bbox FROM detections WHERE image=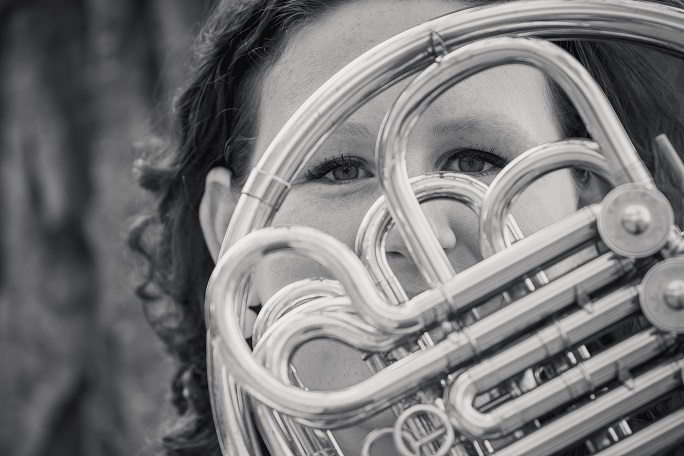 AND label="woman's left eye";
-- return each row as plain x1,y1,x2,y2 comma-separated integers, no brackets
306,155,374,184
442,149,508,176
